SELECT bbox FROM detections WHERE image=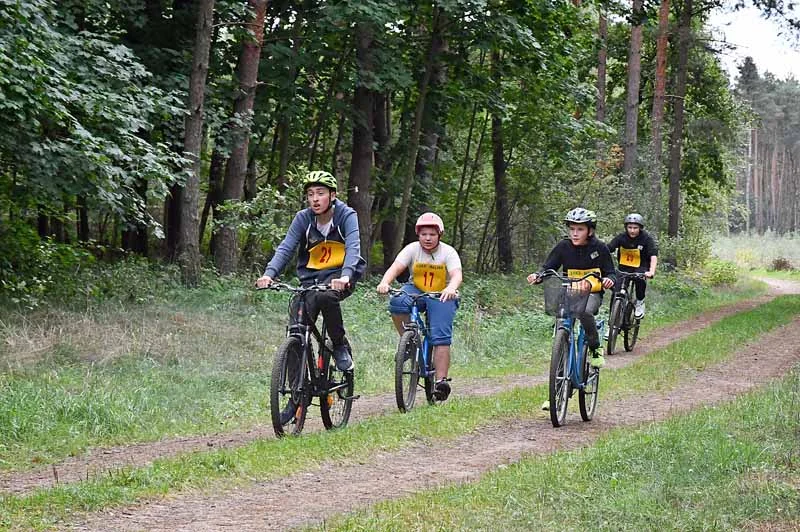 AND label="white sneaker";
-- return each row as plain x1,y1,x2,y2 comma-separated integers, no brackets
634,299,645,318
